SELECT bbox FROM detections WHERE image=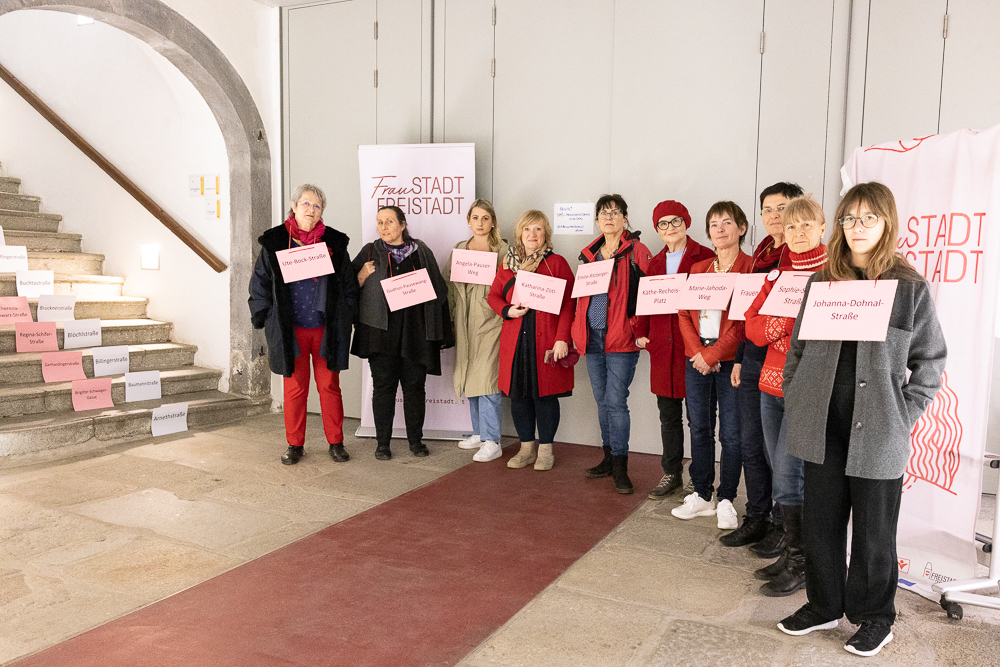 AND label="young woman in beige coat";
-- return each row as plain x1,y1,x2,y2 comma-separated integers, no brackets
444,199,509,462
